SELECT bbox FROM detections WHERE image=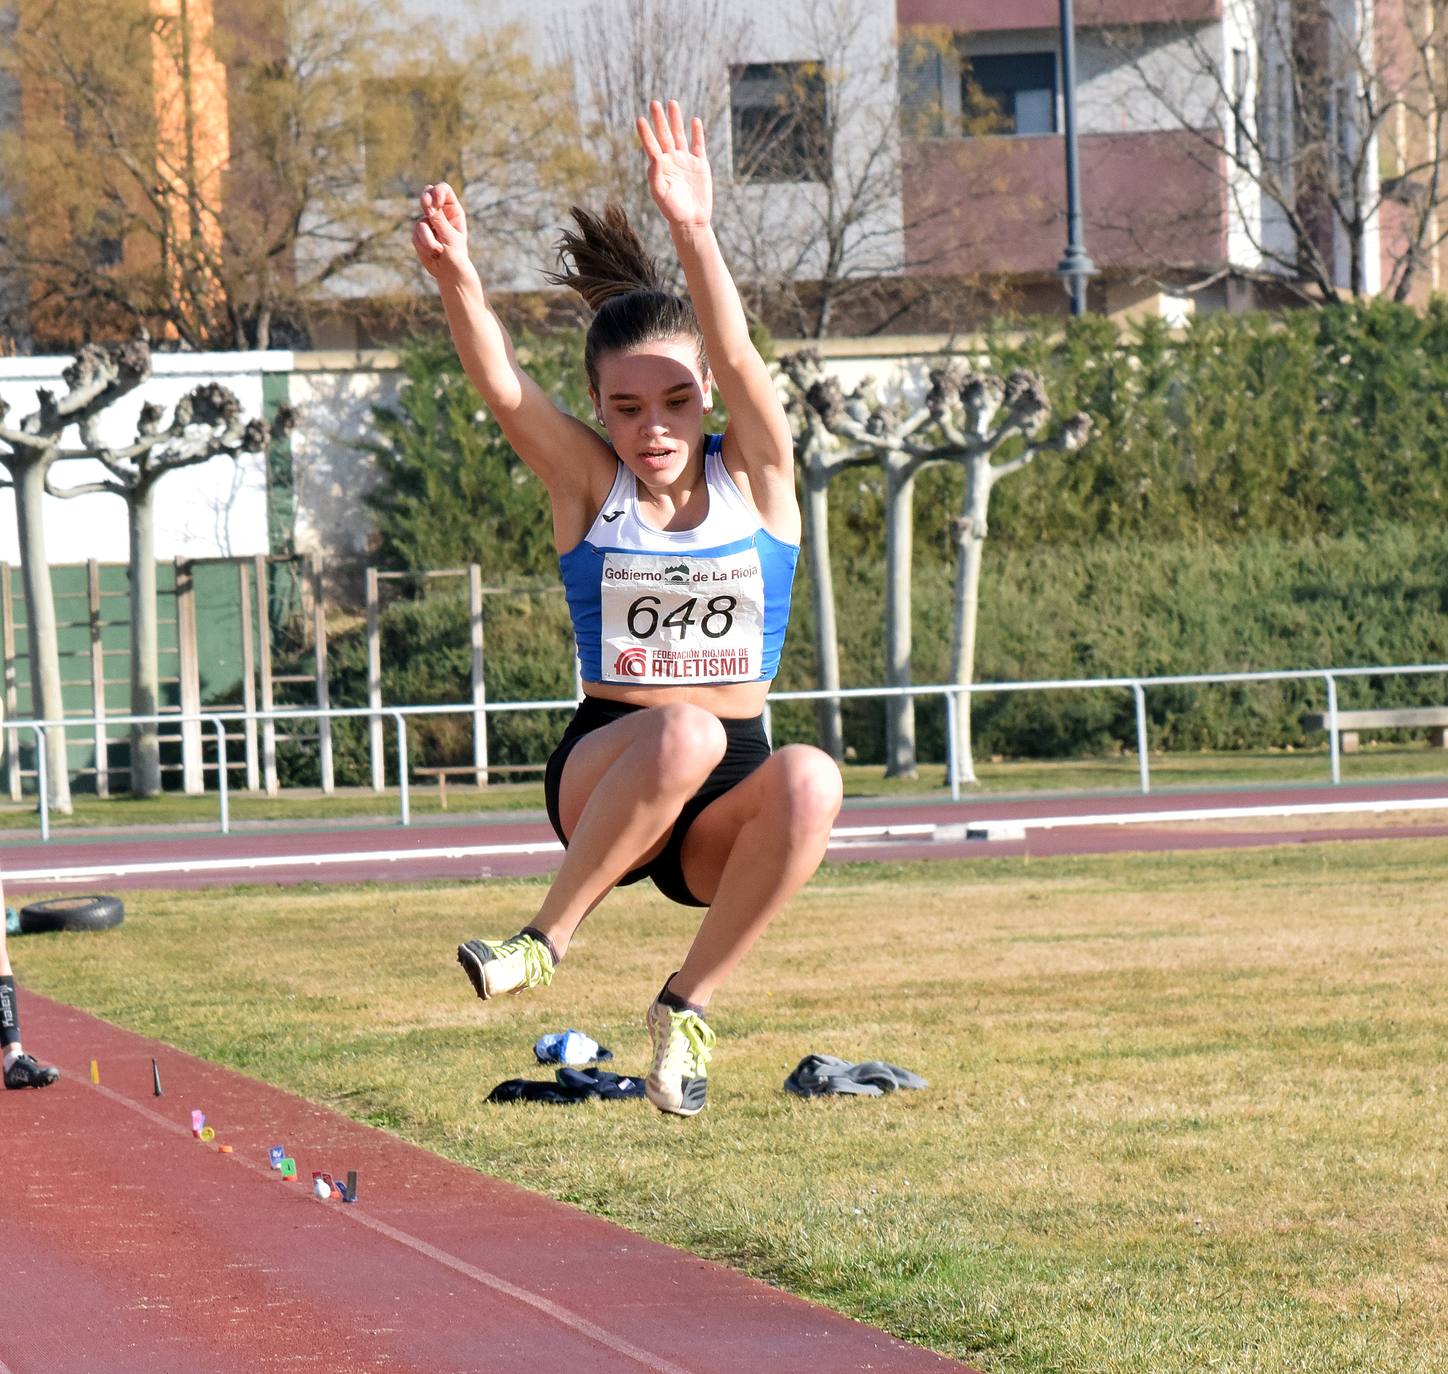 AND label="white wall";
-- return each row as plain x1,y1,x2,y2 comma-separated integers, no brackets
0,352,286,566
288,359,399,567
1078,26,1224,135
